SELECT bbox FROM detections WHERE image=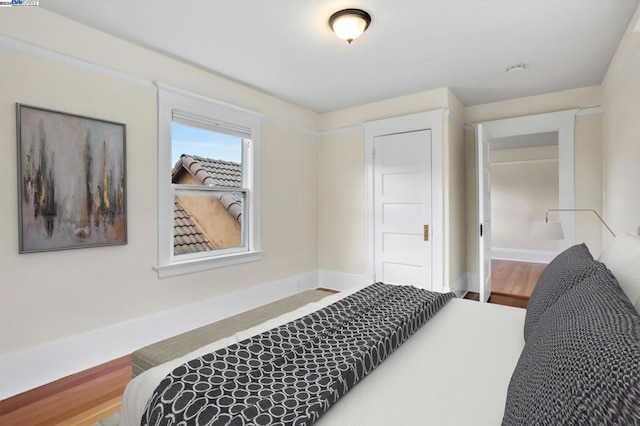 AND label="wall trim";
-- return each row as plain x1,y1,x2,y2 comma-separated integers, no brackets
491,247,558,264
318,269,370,291
318,124,363,136
263,115,319,136
576,107,602,116
0,34,318,135
0,270,319,401
0,34,155,88
491,158,558,166
444,274,468,298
